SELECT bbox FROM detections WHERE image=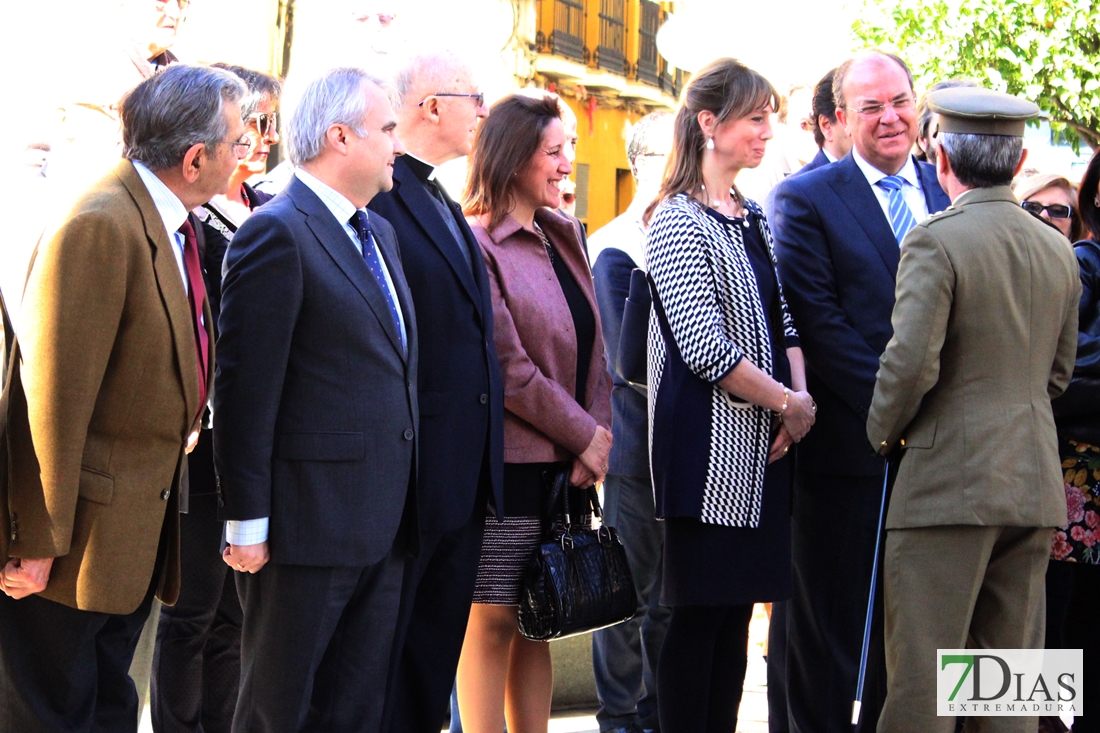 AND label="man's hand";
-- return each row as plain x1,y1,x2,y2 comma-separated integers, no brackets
223,542,270,574
0,557,54,599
